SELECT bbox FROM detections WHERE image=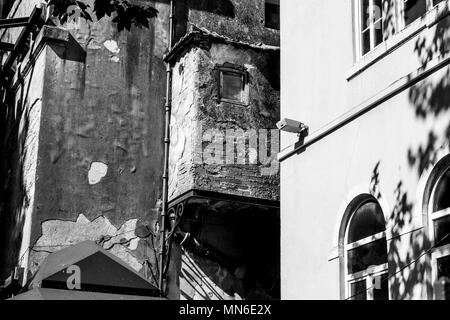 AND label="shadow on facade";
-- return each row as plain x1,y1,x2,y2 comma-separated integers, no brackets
174,201,280,300
366,6,450,299
0,63,35,282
